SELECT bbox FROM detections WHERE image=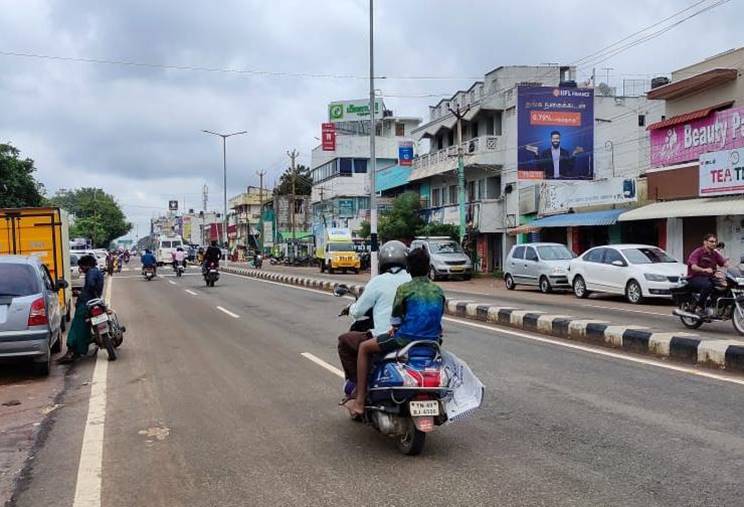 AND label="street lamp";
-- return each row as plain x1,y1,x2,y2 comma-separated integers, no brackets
202,129,248,247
